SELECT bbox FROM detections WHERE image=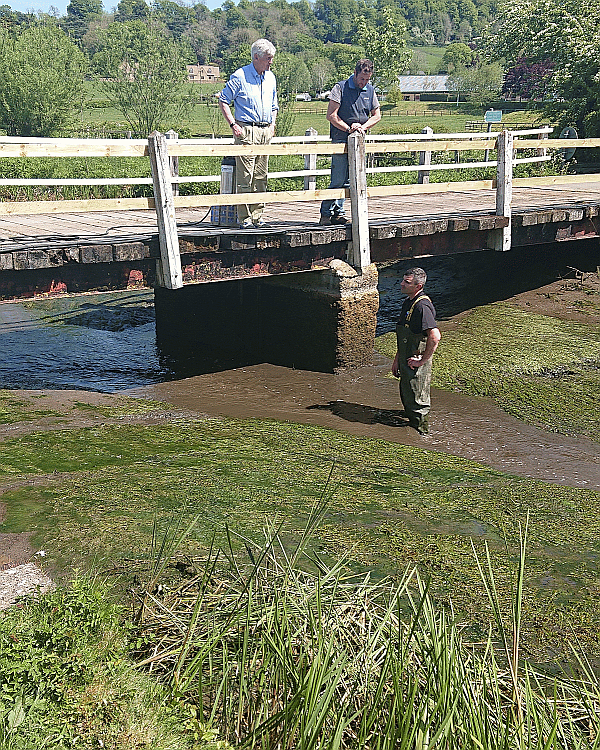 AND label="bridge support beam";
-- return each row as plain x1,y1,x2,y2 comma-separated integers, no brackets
154,260,379,373
148,131,183,289
493,130,513,252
